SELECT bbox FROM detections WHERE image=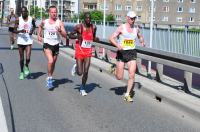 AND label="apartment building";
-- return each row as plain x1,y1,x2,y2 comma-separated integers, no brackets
79,0,137,22
150,0,200,25
79,0,200,25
